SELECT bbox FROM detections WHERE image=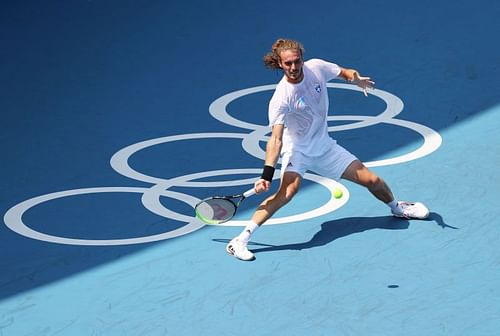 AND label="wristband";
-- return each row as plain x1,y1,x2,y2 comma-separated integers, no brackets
260,165,275,182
